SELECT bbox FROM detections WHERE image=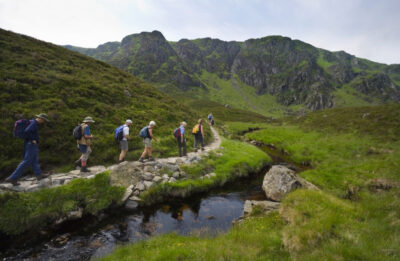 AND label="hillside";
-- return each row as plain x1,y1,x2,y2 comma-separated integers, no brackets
0,28,202,179
65,31,400,116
